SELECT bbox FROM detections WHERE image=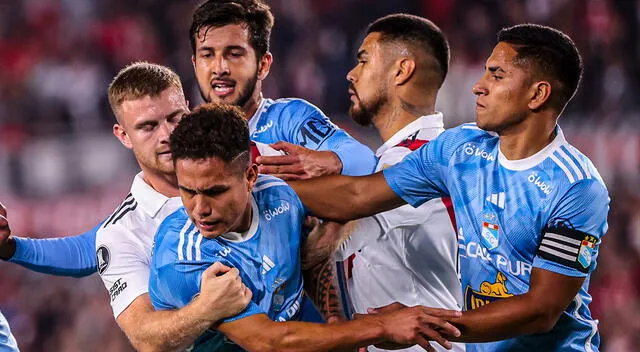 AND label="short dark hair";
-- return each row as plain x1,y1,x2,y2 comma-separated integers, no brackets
190,0,274,59
366,14,450,87
498,23,583,109
170,103,250,169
